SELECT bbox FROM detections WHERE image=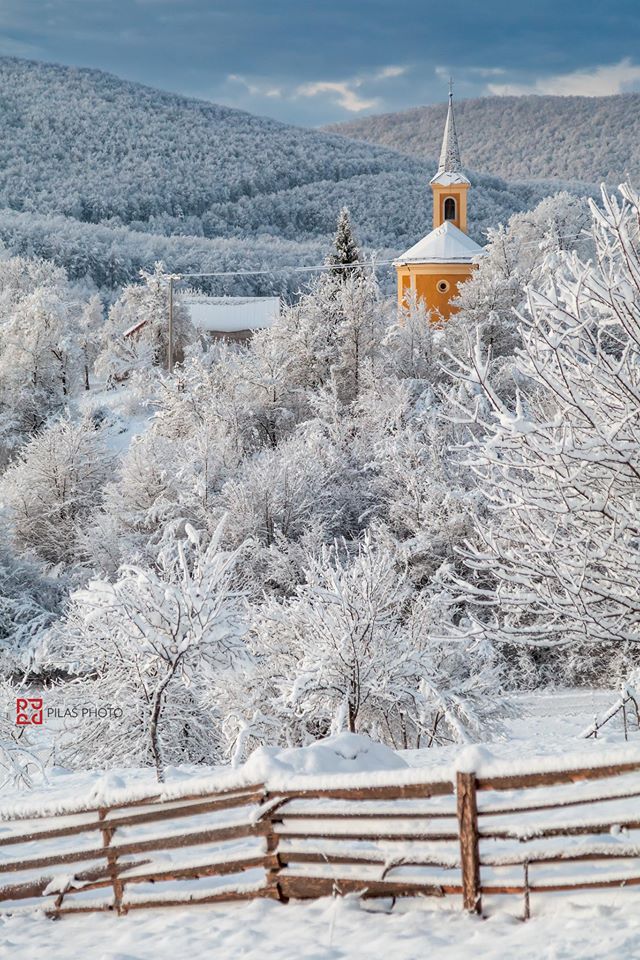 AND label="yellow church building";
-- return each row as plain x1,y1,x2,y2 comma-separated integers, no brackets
395,86,484,318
